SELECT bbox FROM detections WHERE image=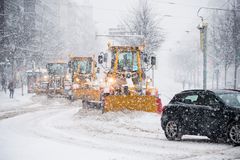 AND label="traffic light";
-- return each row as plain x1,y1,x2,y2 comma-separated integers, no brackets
151,56,156,65
143,53,148,63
